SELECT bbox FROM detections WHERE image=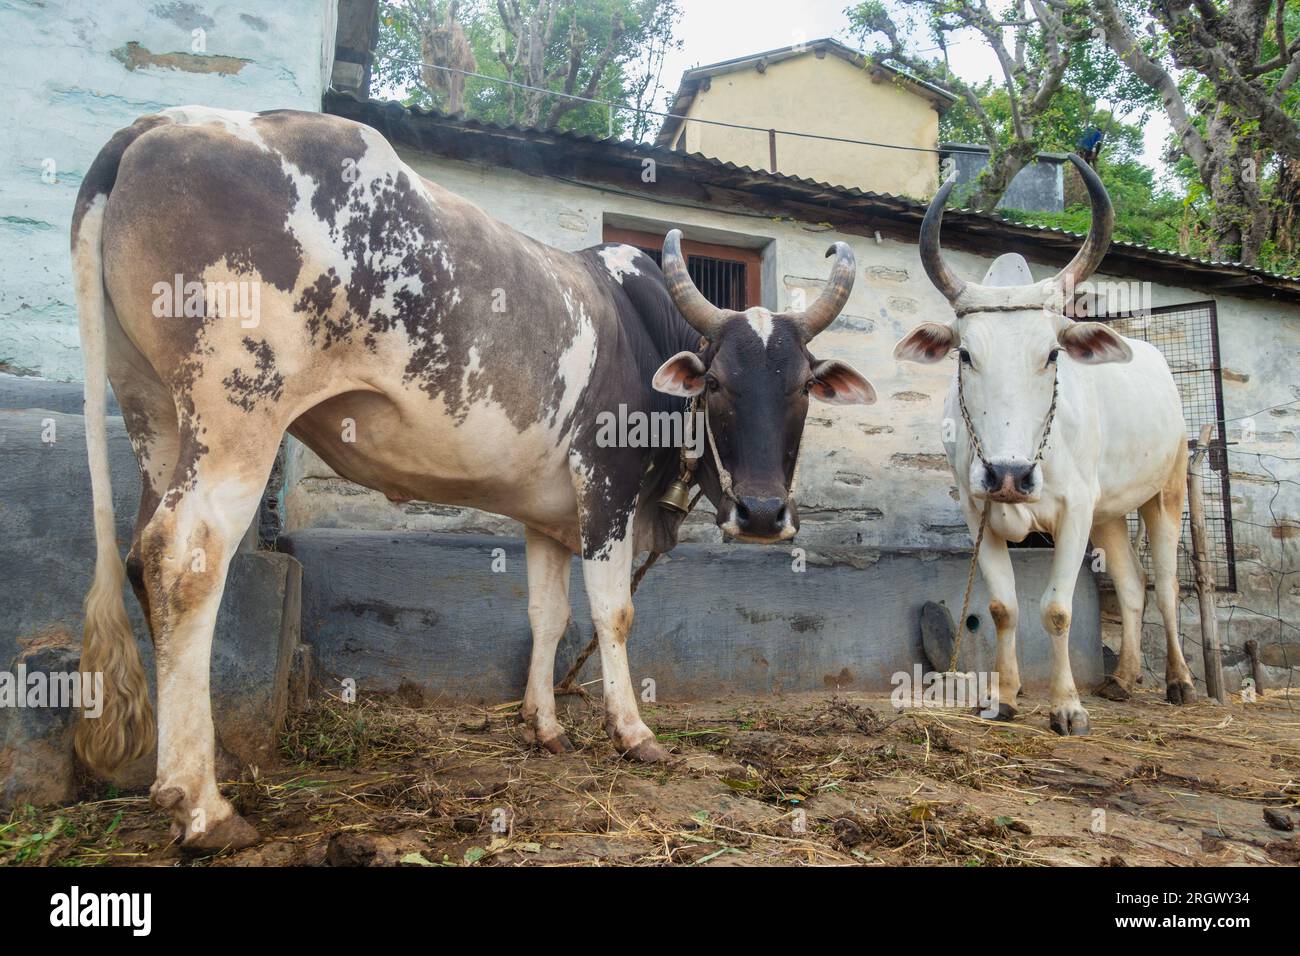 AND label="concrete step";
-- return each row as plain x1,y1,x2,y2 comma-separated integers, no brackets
280,529,1102,703
0,404,302,807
